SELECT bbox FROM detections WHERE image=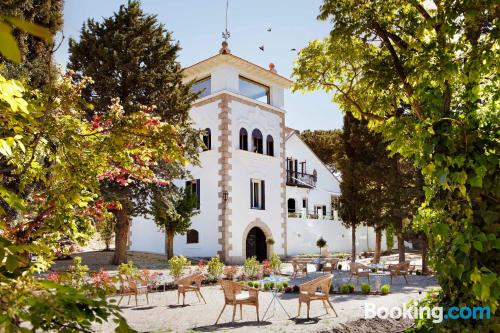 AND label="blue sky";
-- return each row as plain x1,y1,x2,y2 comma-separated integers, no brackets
55,0,344,131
